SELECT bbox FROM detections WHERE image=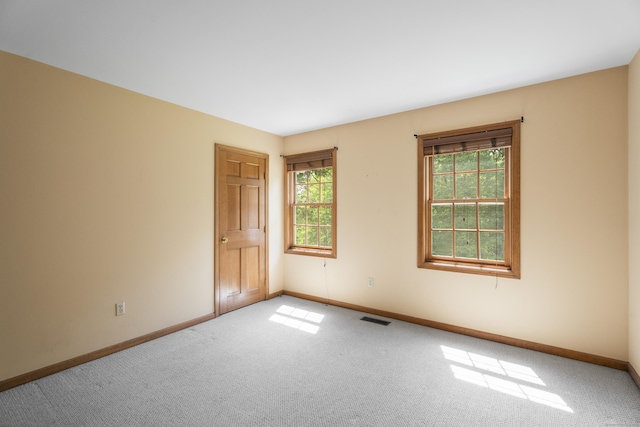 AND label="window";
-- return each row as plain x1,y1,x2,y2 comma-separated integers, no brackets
284,148,337,258
417,121,520,278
